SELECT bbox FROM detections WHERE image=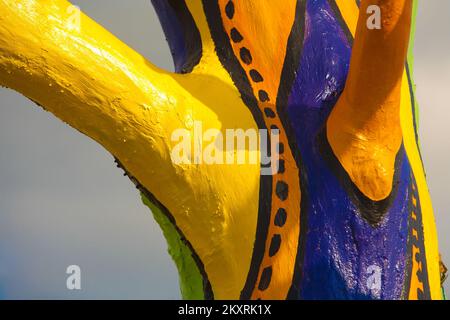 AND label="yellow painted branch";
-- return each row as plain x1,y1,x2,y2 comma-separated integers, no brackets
0,0,208,214
0,0,187,170
327,0,413,201
0,0,262,299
